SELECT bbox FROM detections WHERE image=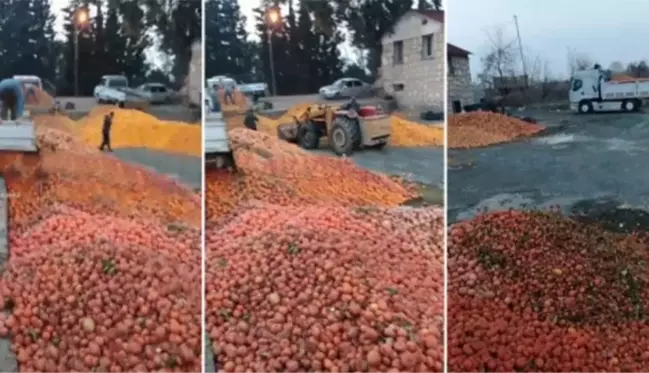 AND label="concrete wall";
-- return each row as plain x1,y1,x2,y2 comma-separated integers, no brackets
447,56,473,113
380,13,444,113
